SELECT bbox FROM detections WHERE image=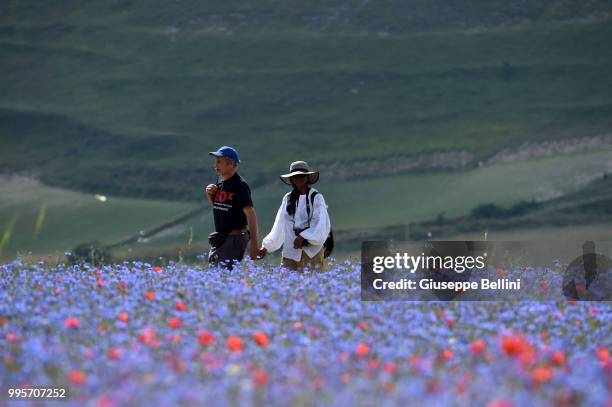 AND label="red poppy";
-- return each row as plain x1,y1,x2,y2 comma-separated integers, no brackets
596,347,610,366
551,351,566,366
383,362,397,375
144,291,155,301
198,331,216,347
118,312,129,323
138,327,157,346
168,317,182,330
442,350,453,361
152,266,162,273
68,370,87,385
252,331,270,348
227,336,244,353
64,317,79,329
486,401,513,407
355,343,370,358
501,334,527,358
107,348,121,360
469,340,487,355
252,369,269,386
175,302,186,312
93,395,116,407
358,322,369,331
531,366,554,384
